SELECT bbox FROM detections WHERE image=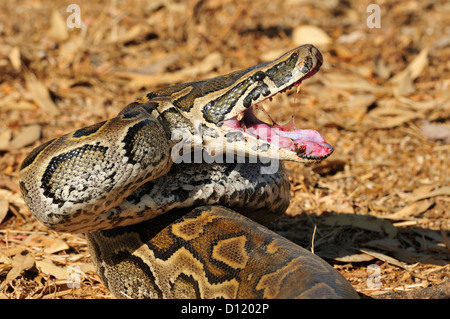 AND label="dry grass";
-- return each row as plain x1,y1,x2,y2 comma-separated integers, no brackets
0,0,449,299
